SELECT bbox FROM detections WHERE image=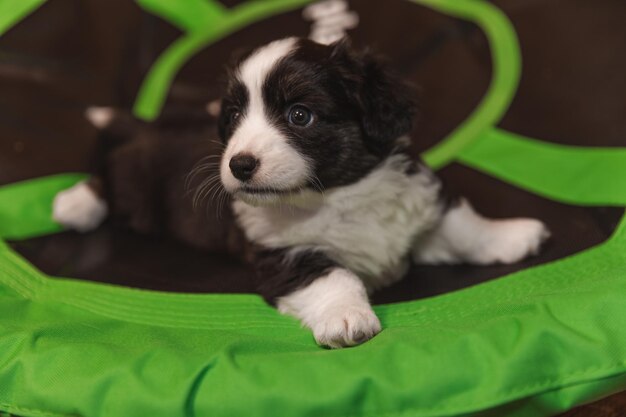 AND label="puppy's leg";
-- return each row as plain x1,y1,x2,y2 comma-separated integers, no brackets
52,178,108,232
277,268,381,348
52,106,131,233
85,106,115,129
413,199,550,265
